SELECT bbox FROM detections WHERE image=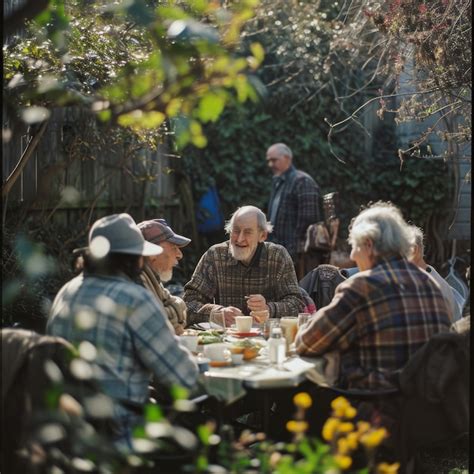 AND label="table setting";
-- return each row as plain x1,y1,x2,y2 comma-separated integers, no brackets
180,313,325,405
